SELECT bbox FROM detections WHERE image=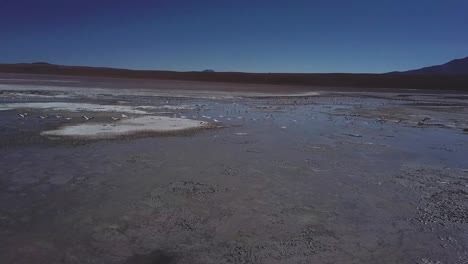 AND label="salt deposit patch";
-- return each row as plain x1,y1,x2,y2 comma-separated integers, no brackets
0,102,155,114
0,102,196,113
0,91,73,99
138,105,195,110
41,116,211,139
0,84,321,99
